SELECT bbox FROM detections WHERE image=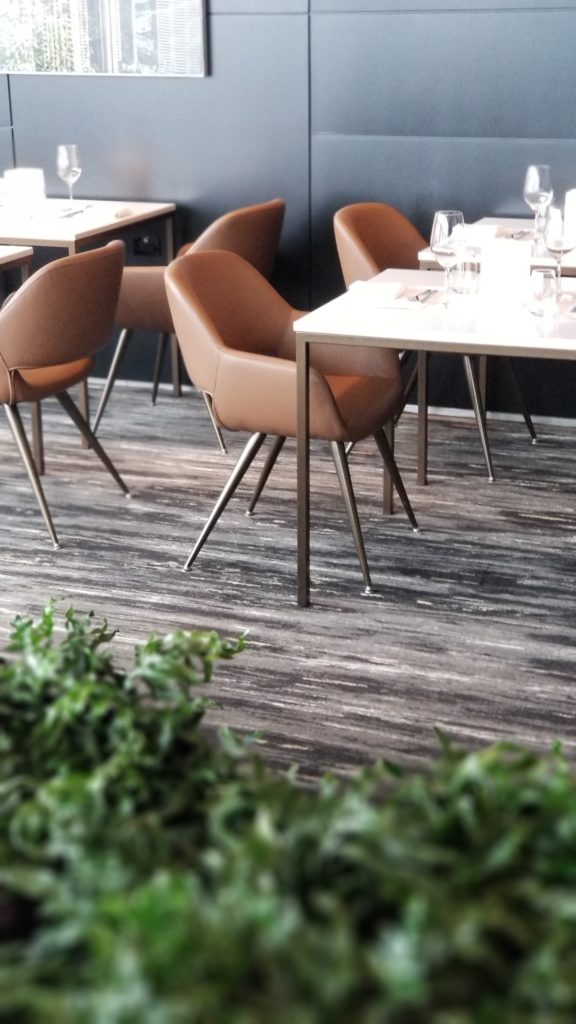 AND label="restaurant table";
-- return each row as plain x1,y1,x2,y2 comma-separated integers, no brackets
0,198,176,258
417,216,575,483
418,216,576,276
0,243,33,281
0,199,177,459
293,268,576,607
